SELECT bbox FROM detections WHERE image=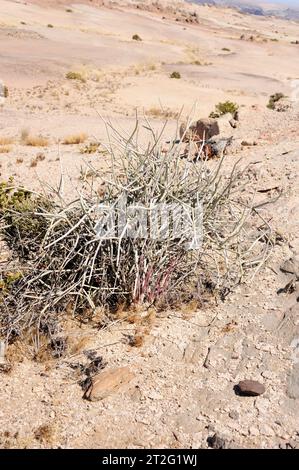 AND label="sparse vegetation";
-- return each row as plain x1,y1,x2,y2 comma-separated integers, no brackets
80,142,100,154
66,8,73,13
3,86,8,98
0,121,271,345
0,137,14,145
47,24,54,28
63,133,87,145
24,135,49,147
267,92,285,110
210,101,239,118
65,71,86,82
132,34,142,41
222,47,230,52
170,71,181,79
